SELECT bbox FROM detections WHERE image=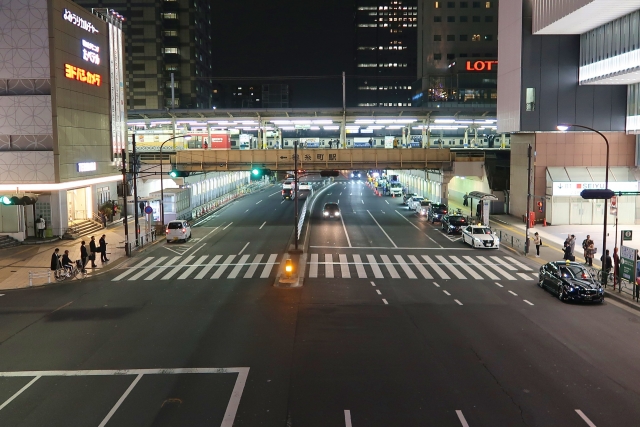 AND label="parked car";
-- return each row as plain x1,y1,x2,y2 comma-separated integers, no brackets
322,202,341,219
415,200,432,216
402,193,417,205
427,204,448,223
407,196,425,211
538,261,604,303
166,220,192,243
461,225,500,249
441,215,467,234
